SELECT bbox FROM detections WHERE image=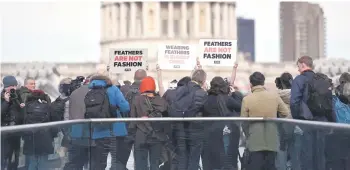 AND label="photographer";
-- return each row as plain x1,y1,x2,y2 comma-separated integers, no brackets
1,75,25,169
